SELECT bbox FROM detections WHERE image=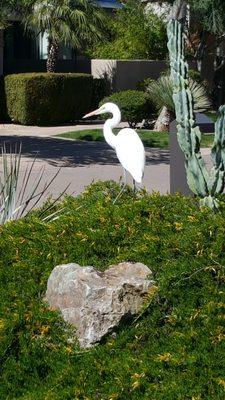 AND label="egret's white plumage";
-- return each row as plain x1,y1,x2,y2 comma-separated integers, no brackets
115,128,145,183
83,102,145,189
